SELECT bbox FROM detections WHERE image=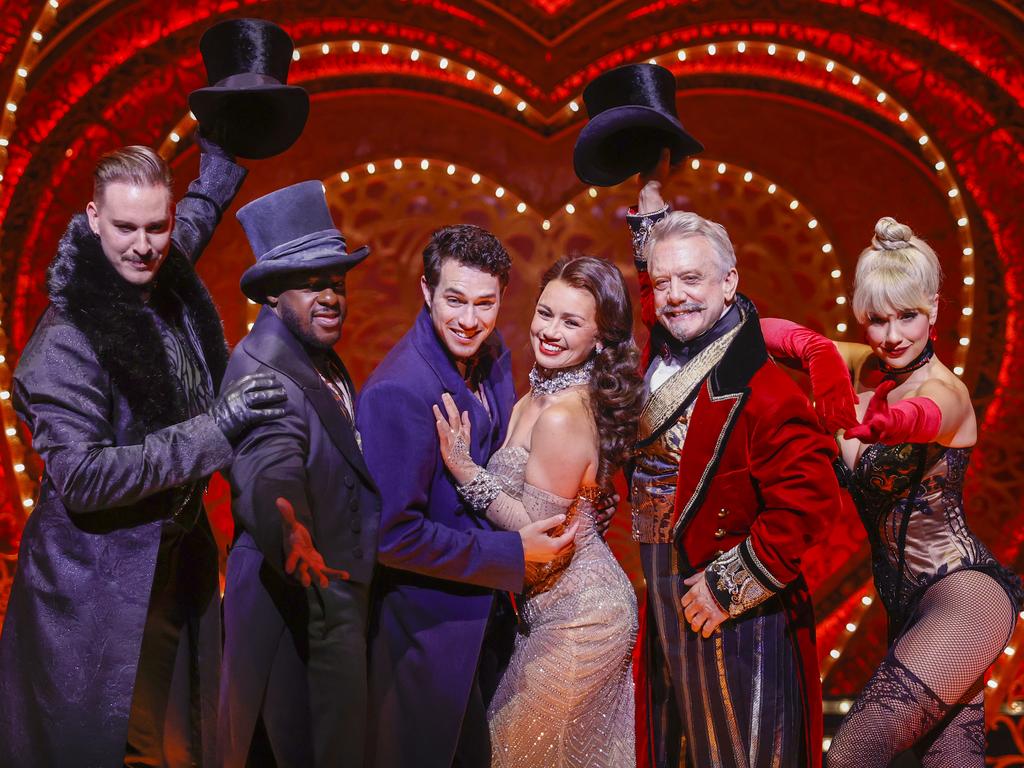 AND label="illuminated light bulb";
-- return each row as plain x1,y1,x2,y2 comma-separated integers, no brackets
808,219,818,229
0,138,9,147
797,50,806,62
876,92,886,103
439,57,448,69
492,84,502,95
959,337,970,346
677,50,687,61
292,50,300,61
958,217,968,227
829,649,841,659
542,220,551,231
1006,647,1016,656
495,187,504,198
837,323,847,332
987,680,999,690
169,132,180,143
919,135,929,146
420,159,429,170
446,164,456,175
648,58,656,65
50,0,60,7
717,163,726,174
823,737,832,751
32,31,43,42
707,44,716,56
516,101,526,112
565,203,575,214
247,322,254,331
861,595,873,606
935,161,946,171
737,42,746,53
340,171,350,182
6,103,17,113
14,463,25,472
16,67,27,78
588,188,597,198
899,112,908,122
393,159,403,170
22,498,33,508
789,200,799,210
839,701,851,714
5,427,15,436
0,354,5,364
322,43,330,55
963,247,973,256
247,298,256,305
351,42,361,53
411,49,420,61
471,173,481,184
822,243,833,253
851,74,861,85
767,184,777,194
743,171,753,182
845,623,857,632
963,276,975,285
0,391,9,400
835,296,847,305
690,159,700,170
831,269,842,278
948,188,959,198
826,61,835,72
381,44,390,55
517,202,527,213
962,306,973,316
768,44,776,55
366,162,376,174
466,69,476,81
569,101,579,112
